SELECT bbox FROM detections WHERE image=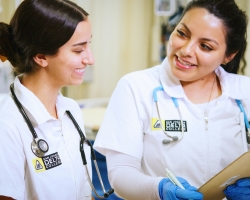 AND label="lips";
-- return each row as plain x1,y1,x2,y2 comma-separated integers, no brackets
74,68,85,75
175,56,196,69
